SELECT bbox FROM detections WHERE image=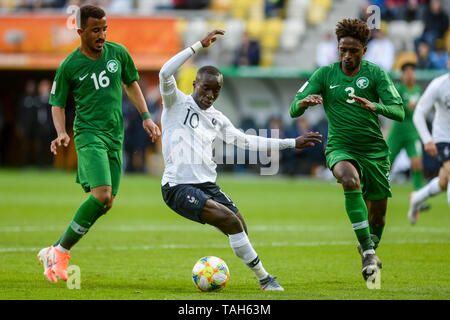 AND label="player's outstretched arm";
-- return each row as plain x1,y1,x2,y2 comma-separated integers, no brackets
159,29,225,107
124,81,161,142
294,132,323,151
50,106,70,156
